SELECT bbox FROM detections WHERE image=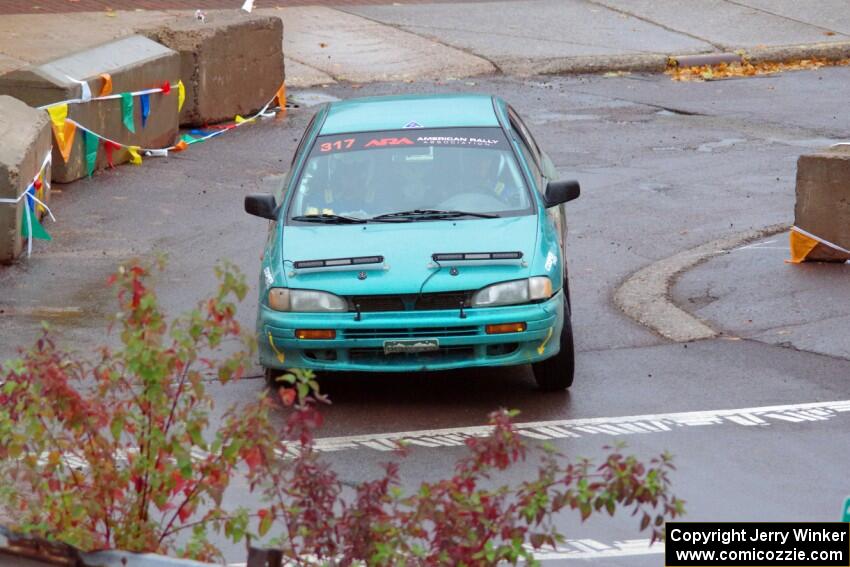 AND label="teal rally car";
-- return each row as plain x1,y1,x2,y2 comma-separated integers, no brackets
244,94,580,390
